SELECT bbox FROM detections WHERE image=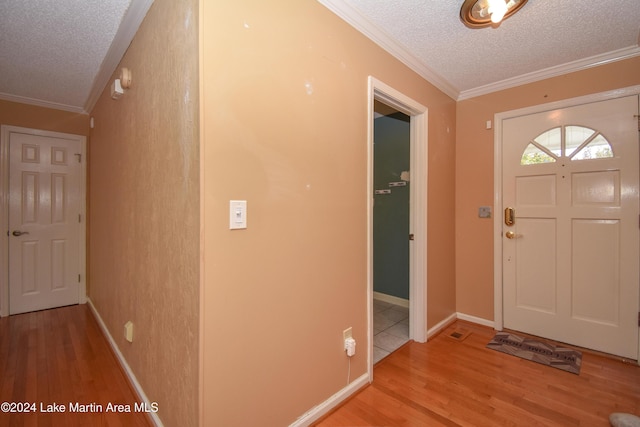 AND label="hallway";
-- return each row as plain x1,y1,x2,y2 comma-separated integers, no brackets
0,305,152,426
